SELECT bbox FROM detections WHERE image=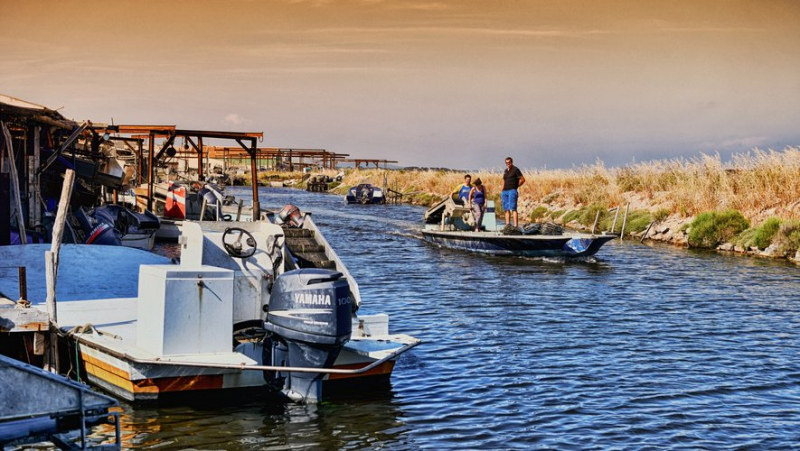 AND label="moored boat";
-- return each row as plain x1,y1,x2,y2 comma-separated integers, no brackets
421,196,616,258
0,212,419,404
345,184,386,205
